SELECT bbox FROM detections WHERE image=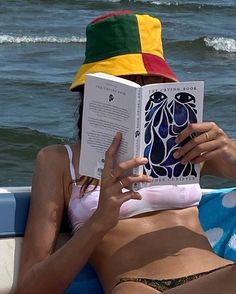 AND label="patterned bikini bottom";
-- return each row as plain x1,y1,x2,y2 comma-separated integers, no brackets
116,264,233,292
